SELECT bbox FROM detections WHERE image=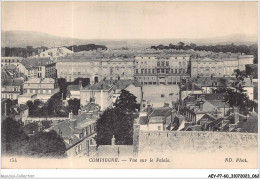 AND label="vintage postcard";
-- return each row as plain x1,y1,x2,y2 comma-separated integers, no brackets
1,1,258,173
